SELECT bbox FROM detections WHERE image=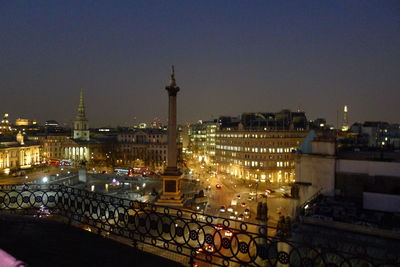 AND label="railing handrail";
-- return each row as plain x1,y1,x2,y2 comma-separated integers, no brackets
1,184,399,267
